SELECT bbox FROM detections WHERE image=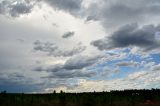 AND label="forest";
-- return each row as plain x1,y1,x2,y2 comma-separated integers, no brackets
0,89,160,106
